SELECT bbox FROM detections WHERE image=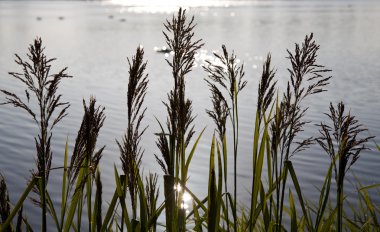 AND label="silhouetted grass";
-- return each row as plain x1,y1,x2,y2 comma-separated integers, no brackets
0,38,71,232
0,174,11,231
0,7,379,232
117,45,148,228
316,102,374,232
204,44,247,231
155,8,203,232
